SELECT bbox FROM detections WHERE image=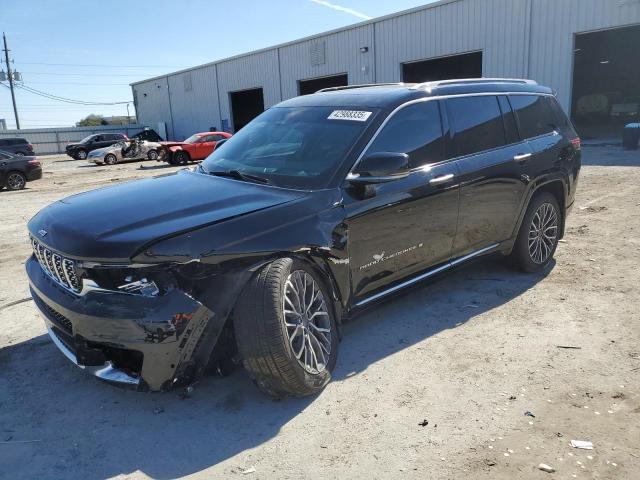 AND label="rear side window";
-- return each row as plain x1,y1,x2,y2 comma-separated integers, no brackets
547,97,571,129
446,96,506,158
510,95,557,139
366,101,444,168
498,95,520,144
